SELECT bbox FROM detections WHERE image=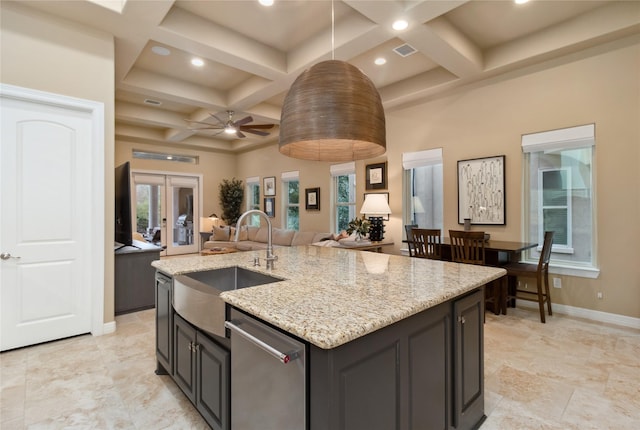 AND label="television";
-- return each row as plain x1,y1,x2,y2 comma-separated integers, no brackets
114,162,133,248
